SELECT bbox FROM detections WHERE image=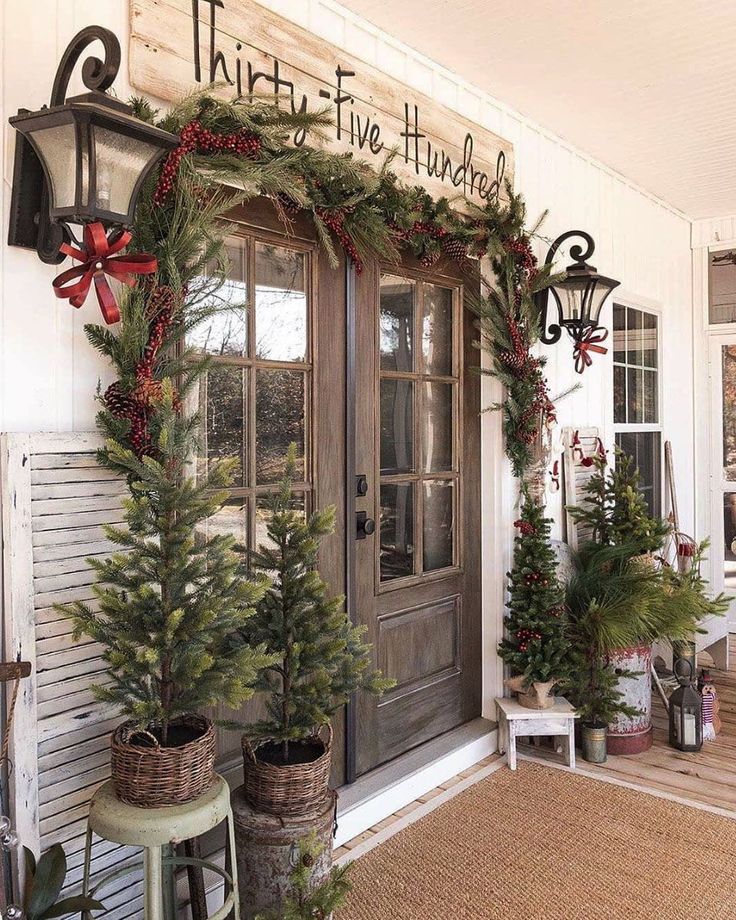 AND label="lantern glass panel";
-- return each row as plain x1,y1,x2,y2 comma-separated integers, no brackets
588,278,618,326
557,277,590,324
29,123,78,209
92,125,162,218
